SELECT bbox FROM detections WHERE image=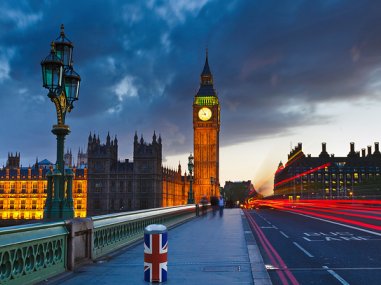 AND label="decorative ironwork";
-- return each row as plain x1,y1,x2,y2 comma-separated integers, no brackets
0,223,67,284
